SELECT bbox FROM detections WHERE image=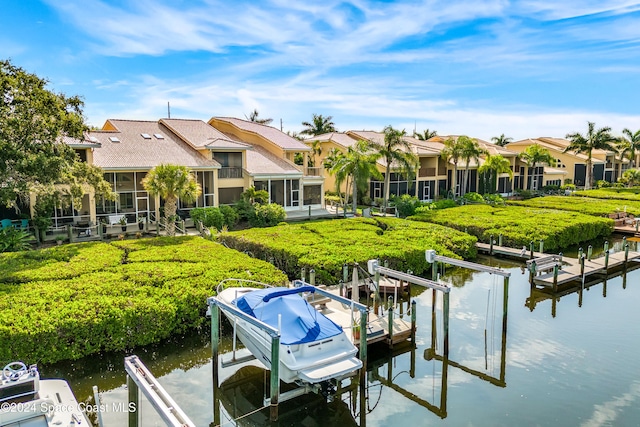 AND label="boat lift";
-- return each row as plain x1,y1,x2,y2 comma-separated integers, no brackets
207,286,368,422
